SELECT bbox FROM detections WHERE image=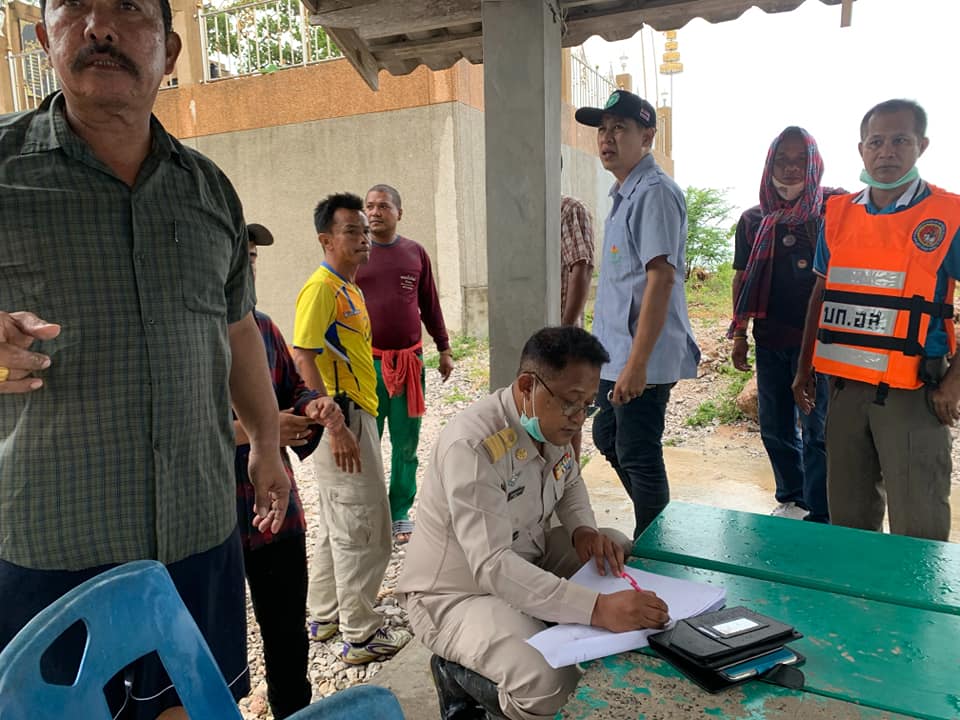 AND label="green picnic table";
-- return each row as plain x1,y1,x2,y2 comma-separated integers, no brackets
559,503,960,720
